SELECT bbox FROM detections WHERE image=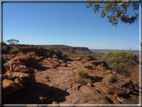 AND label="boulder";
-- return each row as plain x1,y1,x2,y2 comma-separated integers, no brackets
14,65,34,74
2,79,23,97
102,85,126,96
5,72,36,85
